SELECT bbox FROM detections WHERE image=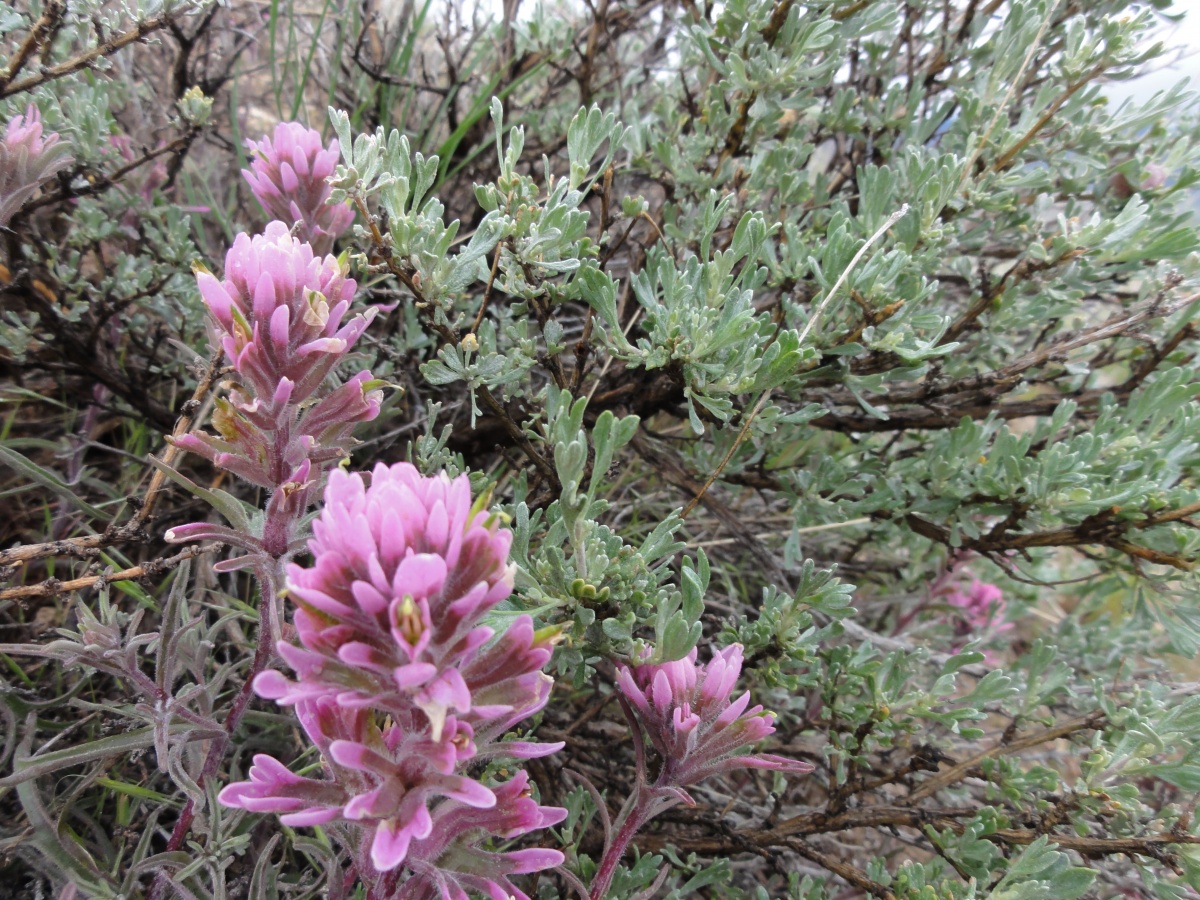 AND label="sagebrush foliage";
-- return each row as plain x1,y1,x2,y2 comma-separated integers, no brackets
2,0,1200,897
